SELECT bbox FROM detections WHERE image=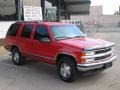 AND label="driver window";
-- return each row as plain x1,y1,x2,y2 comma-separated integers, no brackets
34,25,50,40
